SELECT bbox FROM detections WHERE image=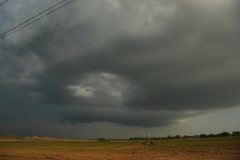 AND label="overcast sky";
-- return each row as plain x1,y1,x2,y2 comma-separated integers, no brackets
0,0,240,138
